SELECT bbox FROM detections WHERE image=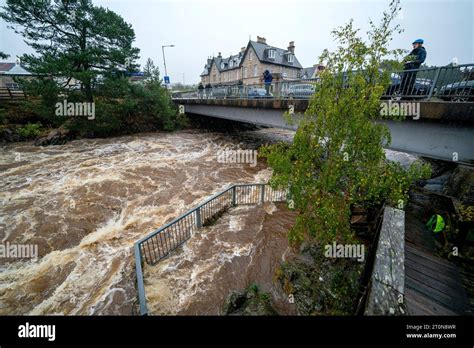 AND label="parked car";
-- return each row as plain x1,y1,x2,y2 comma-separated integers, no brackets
438,80,474,102
287,83,316,99
247,87,272,99
211,86,228,98
385,73,433,100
